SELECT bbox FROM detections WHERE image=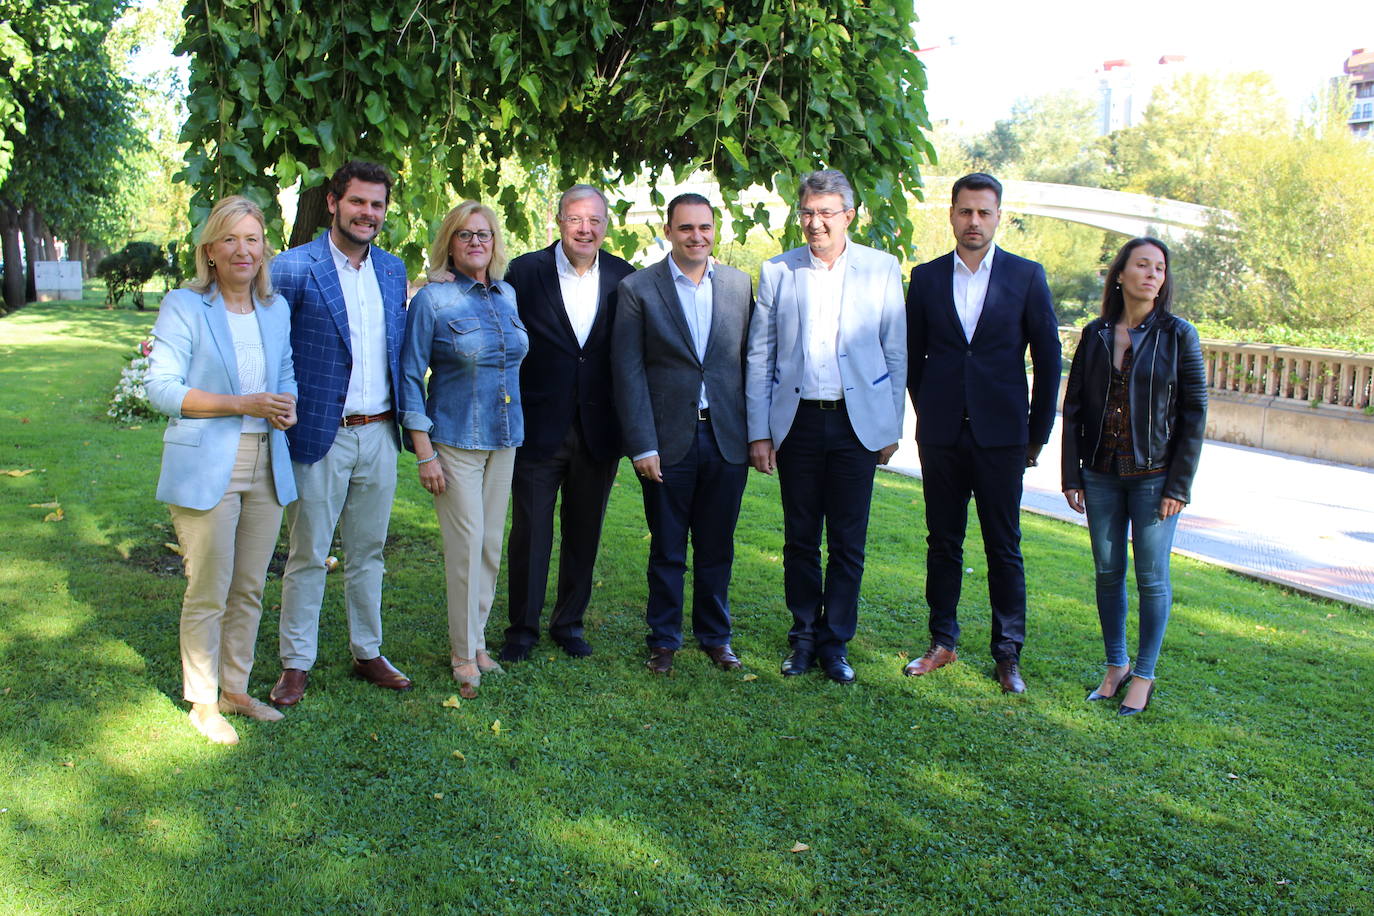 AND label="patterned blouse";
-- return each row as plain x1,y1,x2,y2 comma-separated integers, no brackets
1090,345,1166,478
